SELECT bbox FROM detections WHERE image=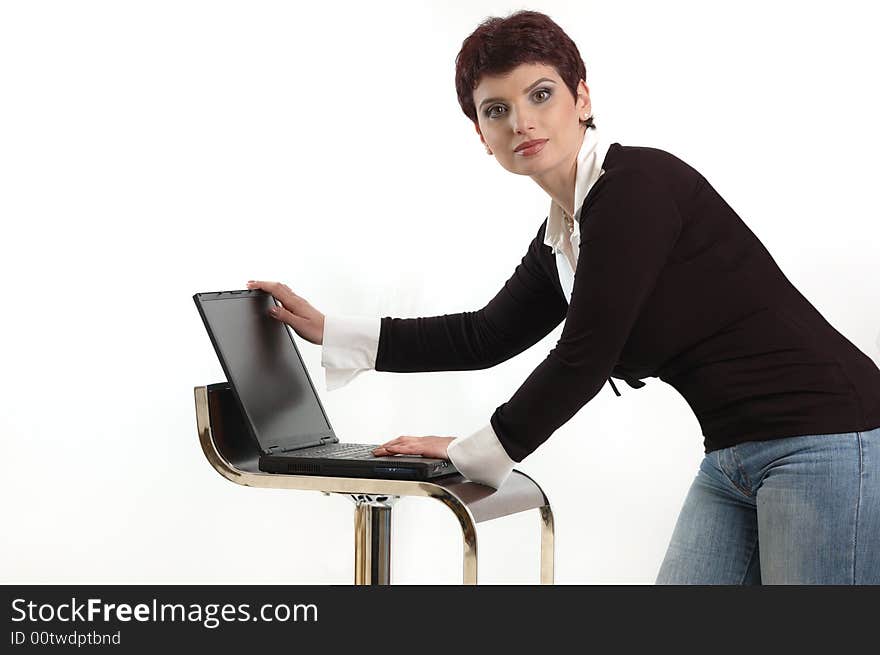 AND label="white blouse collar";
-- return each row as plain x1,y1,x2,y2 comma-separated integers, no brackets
543,124,612,253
